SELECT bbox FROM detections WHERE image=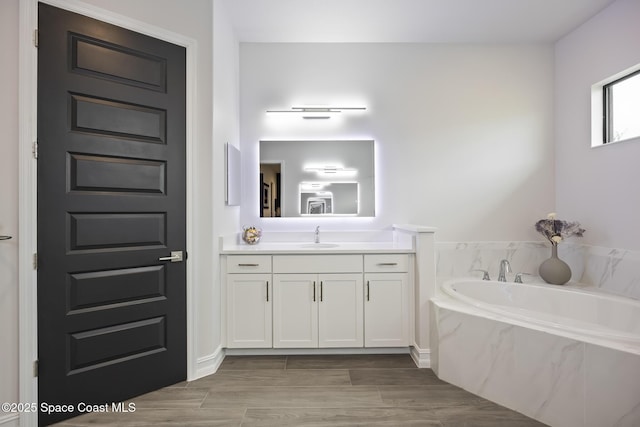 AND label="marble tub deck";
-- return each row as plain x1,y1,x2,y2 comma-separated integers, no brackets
54,354,545,426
